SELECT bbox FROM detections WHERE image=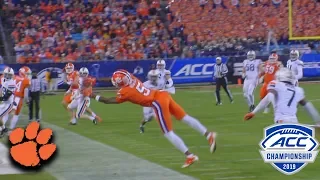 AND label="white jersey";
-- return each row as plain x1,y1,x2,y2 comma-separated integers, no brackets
286,59,303,82
1,79,16,103
243,59,261,80
143,80,162,90
157,69,171,89
73,76,87,100
267,80,305,123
